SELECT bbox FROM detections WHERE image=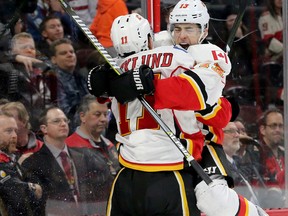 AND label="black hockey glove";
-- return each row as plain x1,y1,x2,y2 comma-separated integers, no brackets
87,63,117,97
225,95,240,122
110,65,155,104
